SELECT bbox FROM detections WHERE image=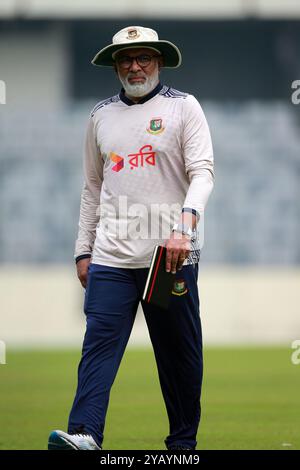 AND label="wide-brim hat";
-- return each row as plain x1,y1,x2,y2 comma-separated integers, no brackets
91,26,182,68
